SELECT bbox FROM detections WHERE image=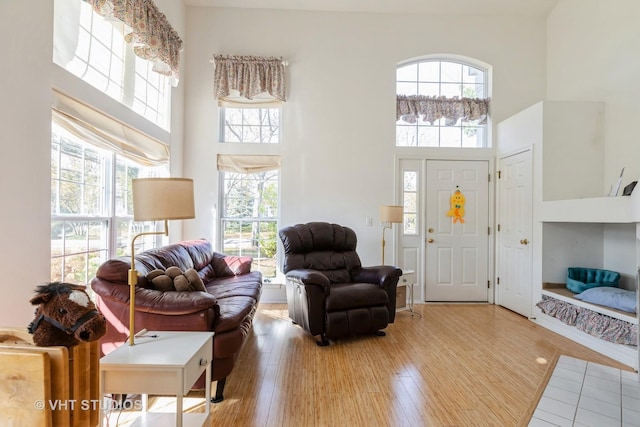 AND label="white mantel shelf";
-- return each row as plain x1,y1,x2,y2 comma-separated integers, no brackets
540,191,640,223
